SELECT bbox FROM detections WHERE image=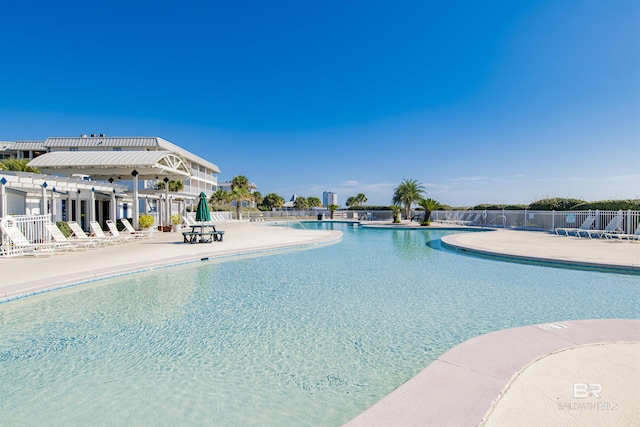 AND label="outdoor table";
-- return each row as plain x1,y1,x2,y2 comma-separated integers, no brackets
182,223,224,243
